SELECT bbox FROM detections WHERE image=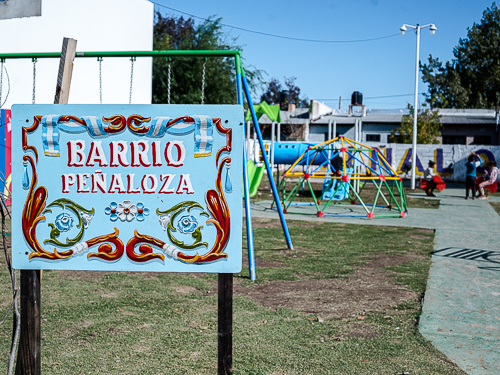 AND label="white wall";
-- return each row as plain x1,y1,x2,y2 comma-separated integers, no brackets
0,0,41,20
0,0,153,107
364,142,500,182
